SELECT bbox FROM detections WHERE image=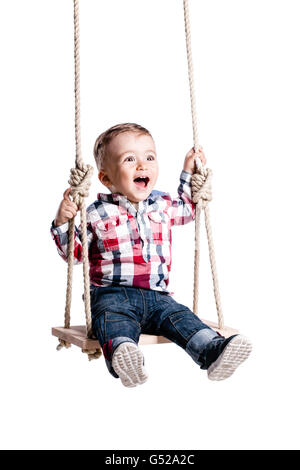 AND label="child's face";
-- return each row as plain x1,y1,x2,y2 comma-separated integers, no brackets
99,132,159,203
